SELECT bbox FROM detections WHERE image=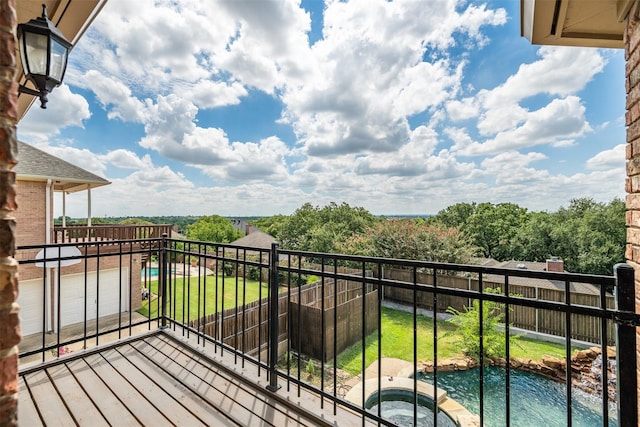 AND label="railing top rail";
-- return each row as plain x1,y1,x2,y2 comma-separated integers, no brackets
18,237,164,252
276,248,616,287
54,224,173,228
